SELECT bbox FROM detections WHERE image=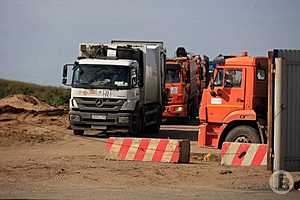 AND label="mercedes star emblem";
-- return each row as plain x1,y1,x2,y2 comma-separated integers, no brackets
95,99,104,108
